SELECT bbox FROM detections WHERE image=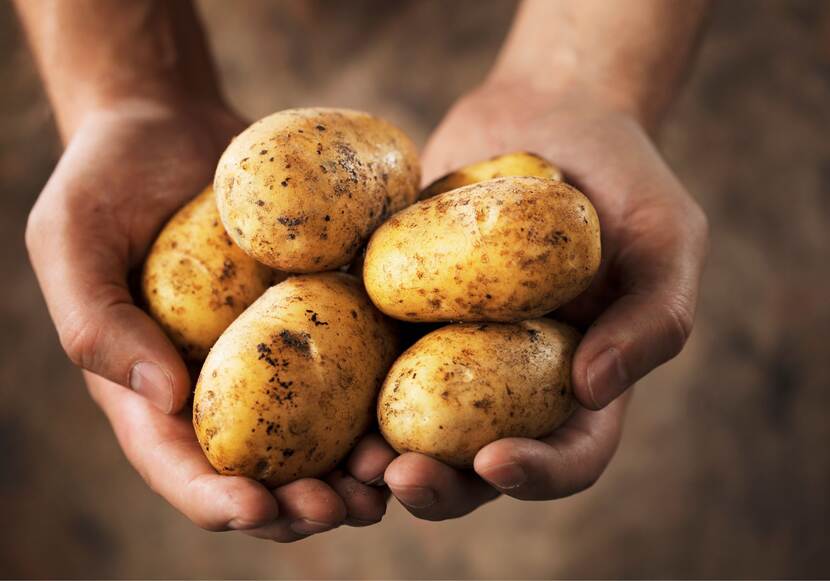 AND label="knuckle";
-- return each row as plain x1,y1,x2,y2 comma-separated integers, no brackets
694,205,711,258
58,286,131,374
660,300,695,359
686,200,710,243
693,203,709,238
24,205,47,256
58,314,103,371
